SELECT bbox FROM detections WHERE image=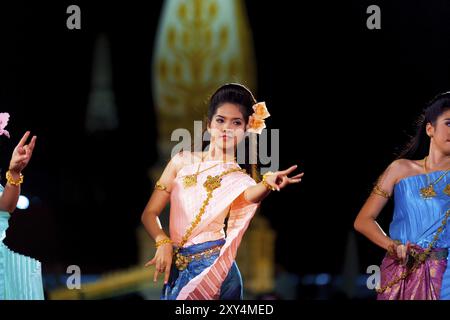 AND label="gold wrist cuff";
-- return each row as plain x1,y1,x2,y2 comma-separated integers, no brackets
262,172,276,191
6,170,23,186
155,238,172,248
